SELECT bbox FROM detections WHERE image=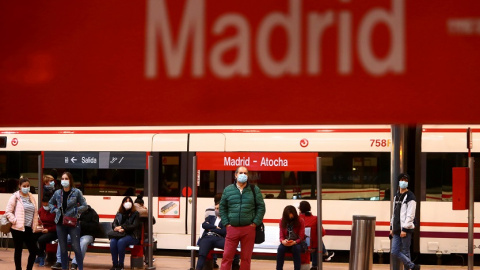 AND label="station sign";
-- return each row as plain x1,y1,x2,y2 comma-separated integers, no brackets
44,152,146,169
196,152,317,171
